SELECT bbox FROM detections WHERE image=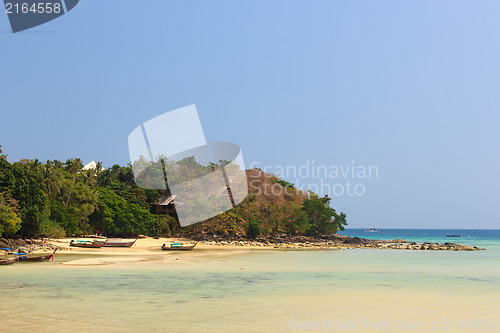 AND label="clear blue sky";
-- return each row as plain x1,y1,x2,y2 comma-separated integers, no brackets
1,0,499,229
